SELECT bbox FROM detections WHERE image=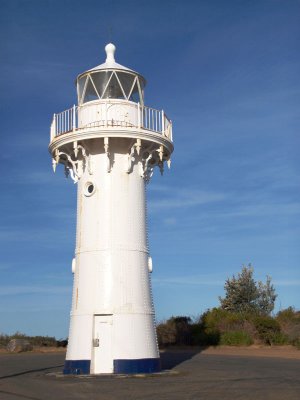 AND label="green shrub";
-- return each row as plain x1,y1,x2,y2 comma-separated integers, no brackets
29,336,57,347
220,331,253,346
276,307,300,346
0,333,57,348
156,308,299,348
156,320,176,346
291,338,300,349
172,316,193,345
201,308,245,333
157,316,193,346
195,308,251,346
253,316,282,345
269,332,289,345
276,307,300,324
191,324,220,346
0,334,10,348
